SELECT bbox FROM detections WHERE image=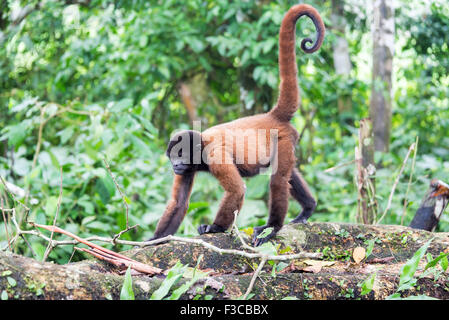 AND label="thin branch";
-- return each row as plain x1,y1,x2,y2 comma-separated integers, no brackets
32,223,162,275
0,176,30,213
1,196,11,251
376,141,416,224
325,159,356,173
401,136,419,225
43,167,63,262
242,256,268,300
231,210,259,253
103,158,139,241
